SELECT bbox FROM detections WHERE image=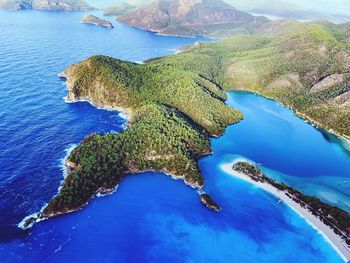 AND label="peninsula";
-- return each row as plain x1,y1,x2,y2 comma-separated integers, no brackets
21,14,350,234
224,161,350,261
81,14,113,29
21,54,242,228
